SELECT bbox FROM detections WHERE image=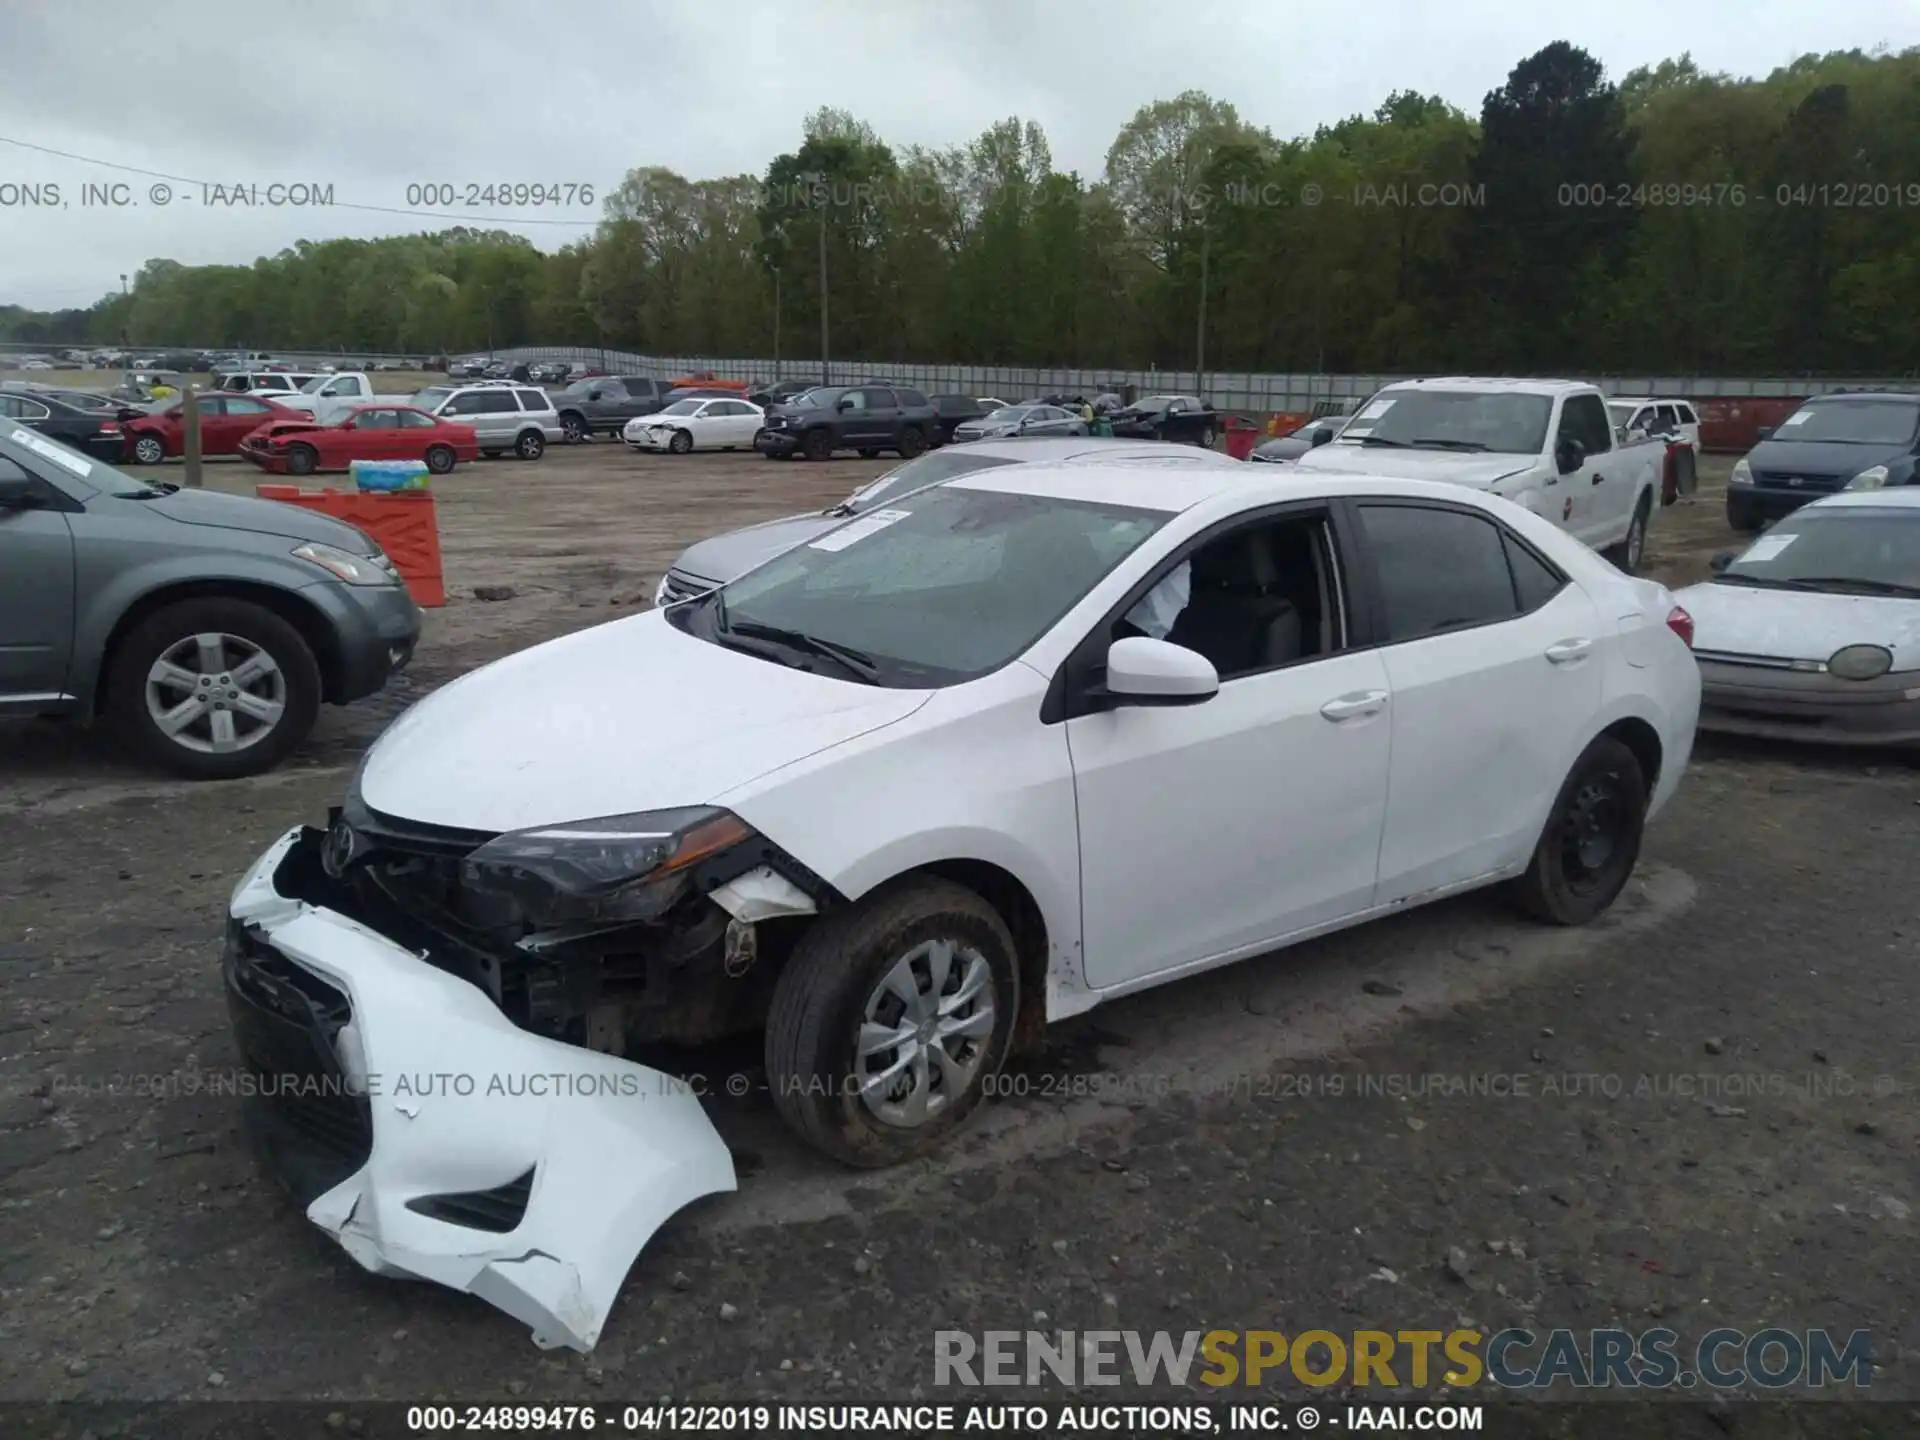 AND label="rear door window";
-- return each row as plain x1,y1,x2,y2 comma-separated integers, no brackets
515,389,551,411
1358,503,1522,642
